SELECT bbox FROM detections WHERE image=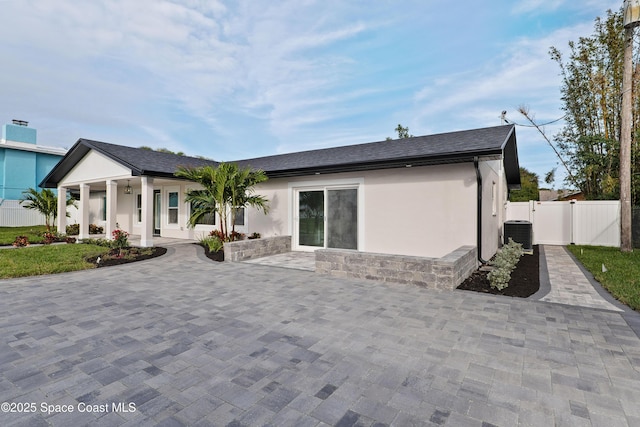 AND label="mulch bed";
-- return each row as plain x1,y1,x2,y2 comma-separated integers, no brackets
457,245,540,297
86,247,167,267
199,244,224,262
